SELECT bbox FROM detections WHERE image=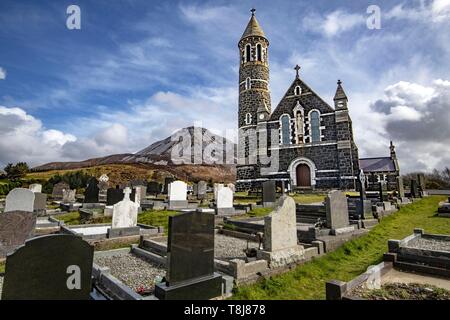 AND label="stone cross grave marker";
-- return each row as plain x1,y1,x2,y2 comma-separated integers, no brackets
262,180,276,207
0,211,37,258
111,187,139,229
5,188,35,213
2,234,94,300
